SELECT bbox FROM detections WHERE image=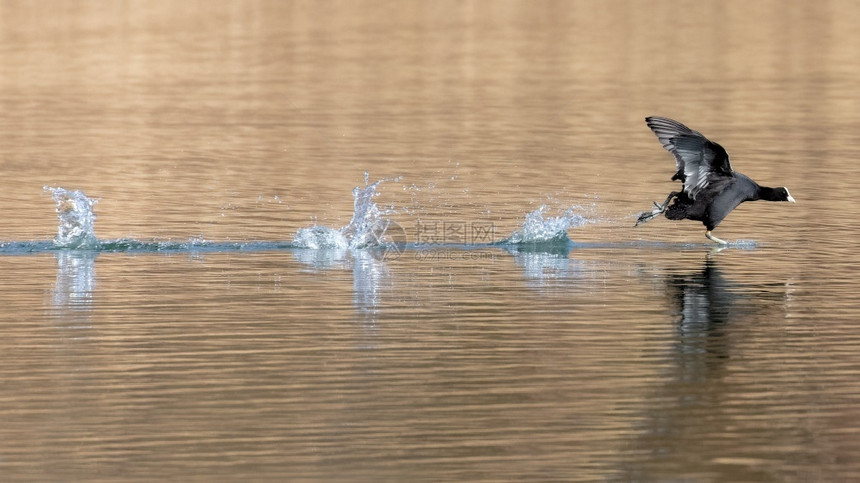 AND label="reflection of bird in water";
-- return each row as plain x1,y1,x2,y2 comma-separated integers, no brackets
667,258,735,342
622,257,792,481
663,257,739,379
636,117,795,244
